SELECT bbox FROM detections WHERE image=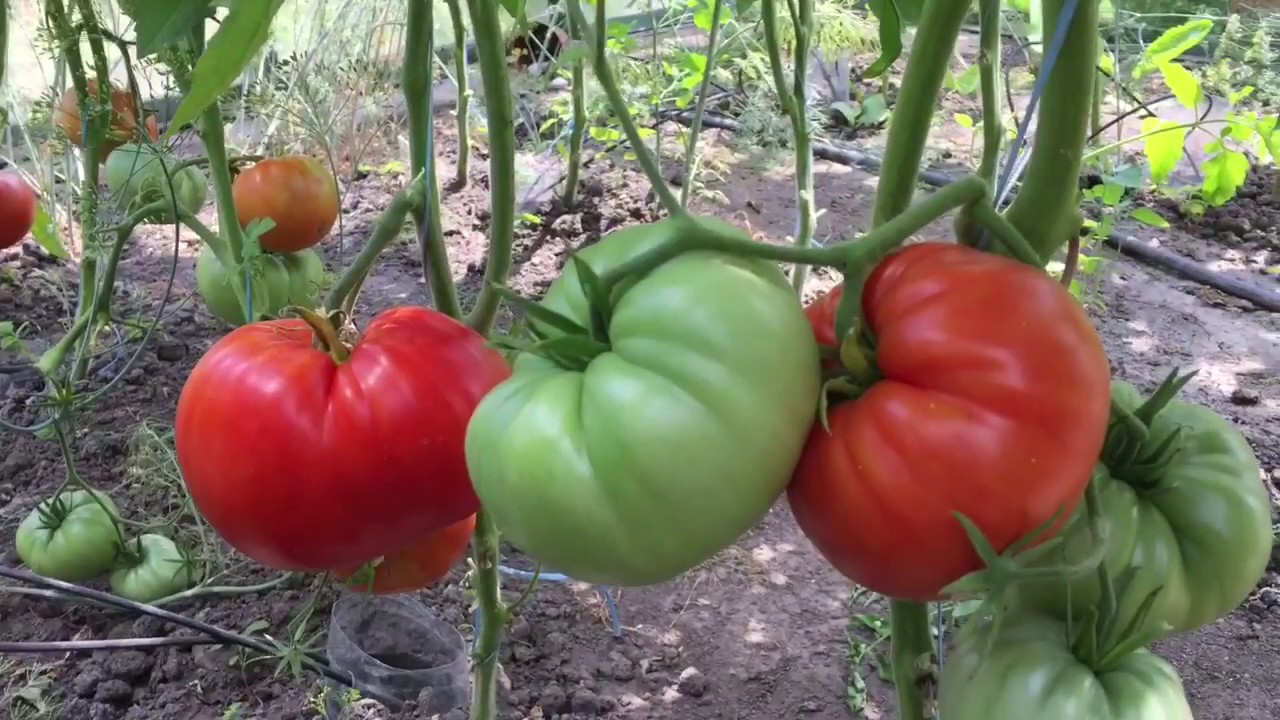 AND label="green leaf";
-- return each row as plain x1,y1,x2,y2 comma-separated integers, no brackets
1130,207,1170,228
570,255,612,342
954,112,975,129
497,0,526,24
492,285,589,337
1158,61,1203,110
135,0,212,58
30,202,67,259
863,0,904,79
1229,86,1255,105
164,0,287,137
1140,117,1188,186
1200,148,1250,207
1132,20,1213,79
